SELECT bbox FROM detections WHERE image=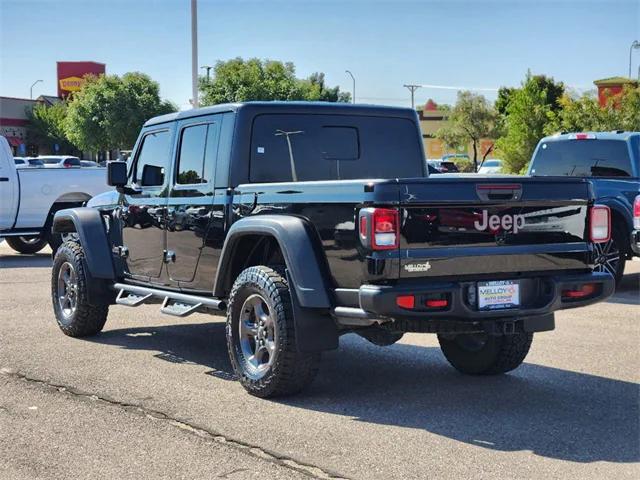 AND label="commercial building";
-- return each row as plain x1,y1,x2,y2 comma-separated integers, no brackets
0,95,61,155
